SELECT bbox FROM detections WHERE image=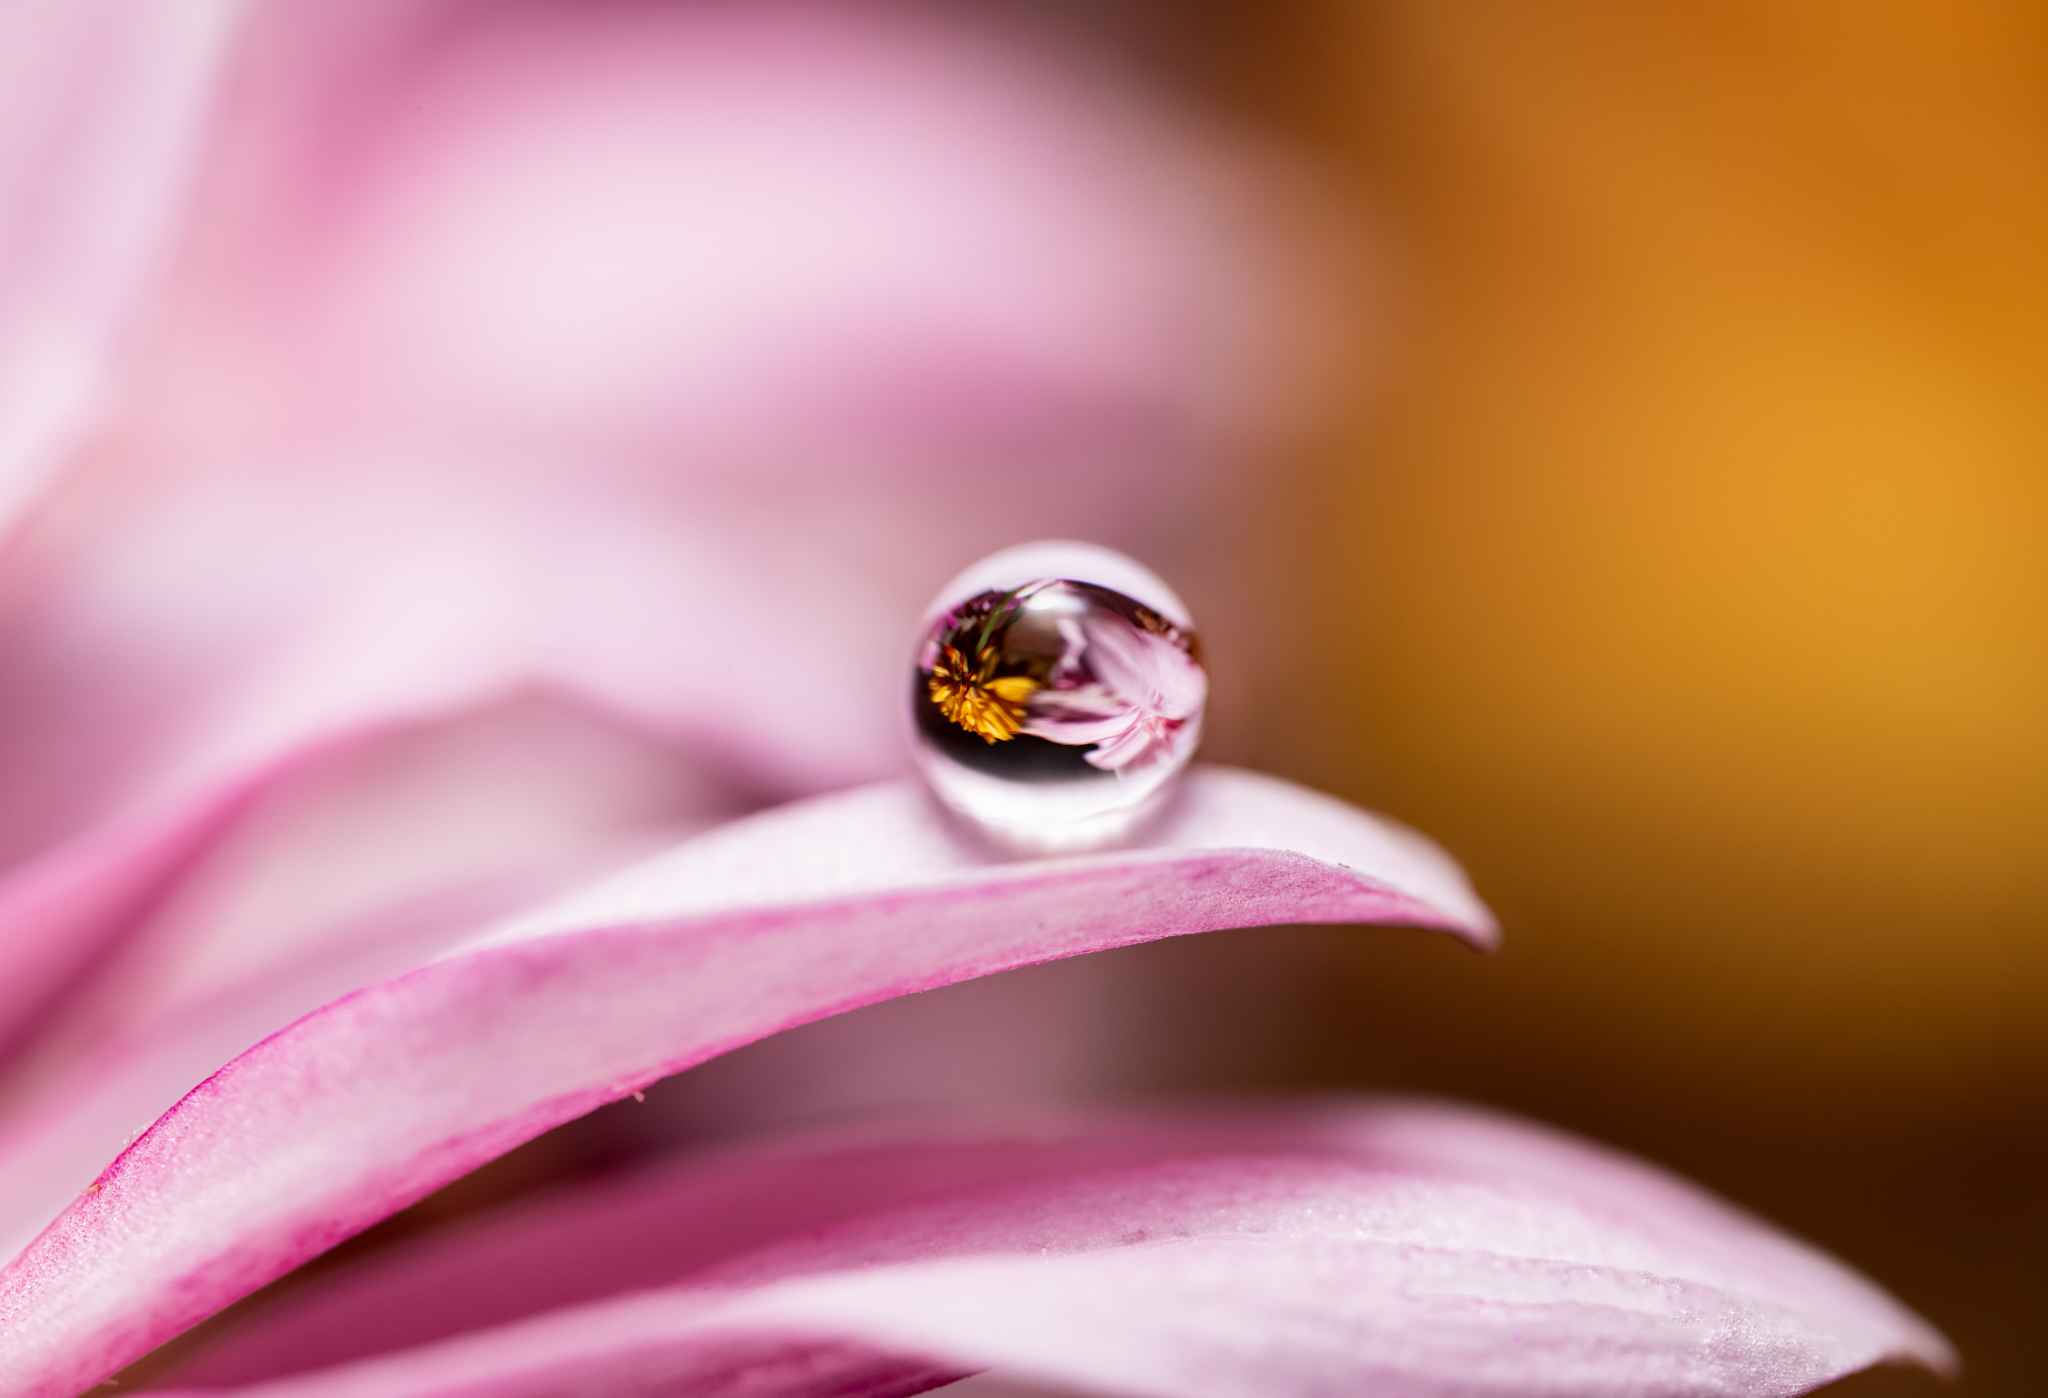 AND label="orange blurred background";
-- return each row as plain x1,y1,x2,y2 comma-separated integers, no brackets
1210,4,2043,1393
